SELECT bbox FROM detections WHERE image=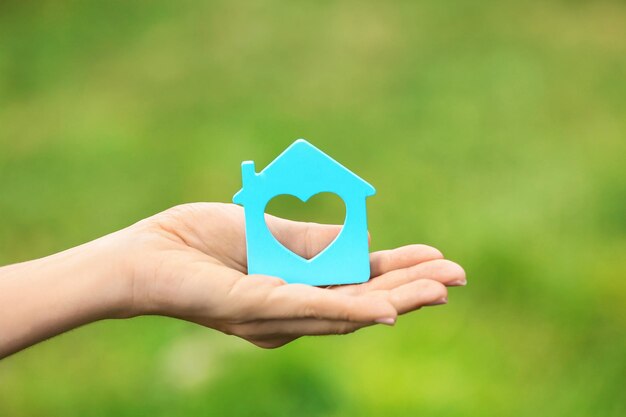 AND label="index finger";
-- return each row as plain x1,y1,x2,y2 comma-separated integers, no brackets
369,244,444,277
